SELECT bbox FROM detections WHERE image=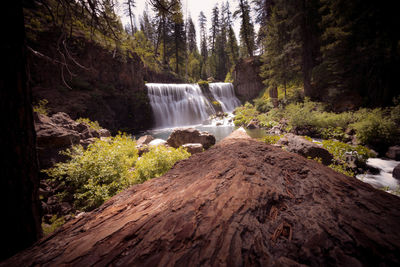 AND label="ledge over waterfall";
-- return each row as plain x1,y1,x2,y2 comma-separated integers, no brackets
2,130,400,266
